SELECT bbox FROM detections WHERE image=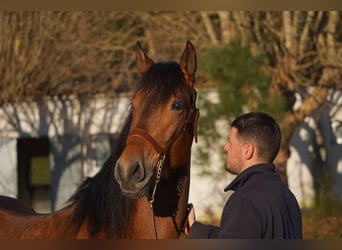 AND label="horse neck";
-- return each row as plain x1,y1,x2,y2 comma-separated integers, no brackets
46,205,79,237
45,204,107,239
